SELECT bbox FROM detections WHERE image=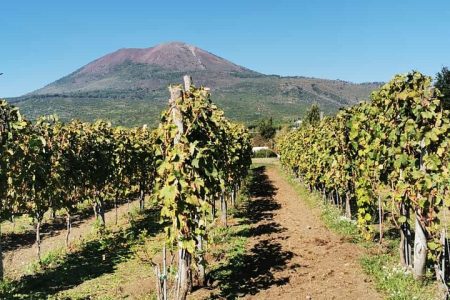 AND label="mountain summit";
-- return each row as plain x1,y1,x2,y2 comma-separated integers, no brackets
79,42,254,74
14,42,380,126
32,42,258,95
